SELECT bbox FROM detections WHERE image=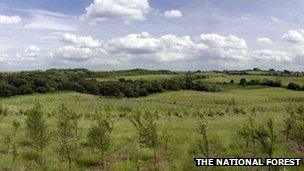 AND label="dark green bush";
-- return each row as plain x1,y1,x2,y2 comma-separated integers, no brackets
287,82,302,91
